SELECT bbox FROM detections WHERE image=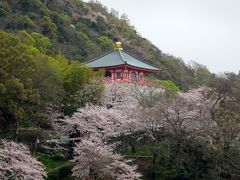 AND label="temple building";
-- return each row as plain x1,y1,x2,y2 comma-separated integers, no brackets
86,42,160,81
